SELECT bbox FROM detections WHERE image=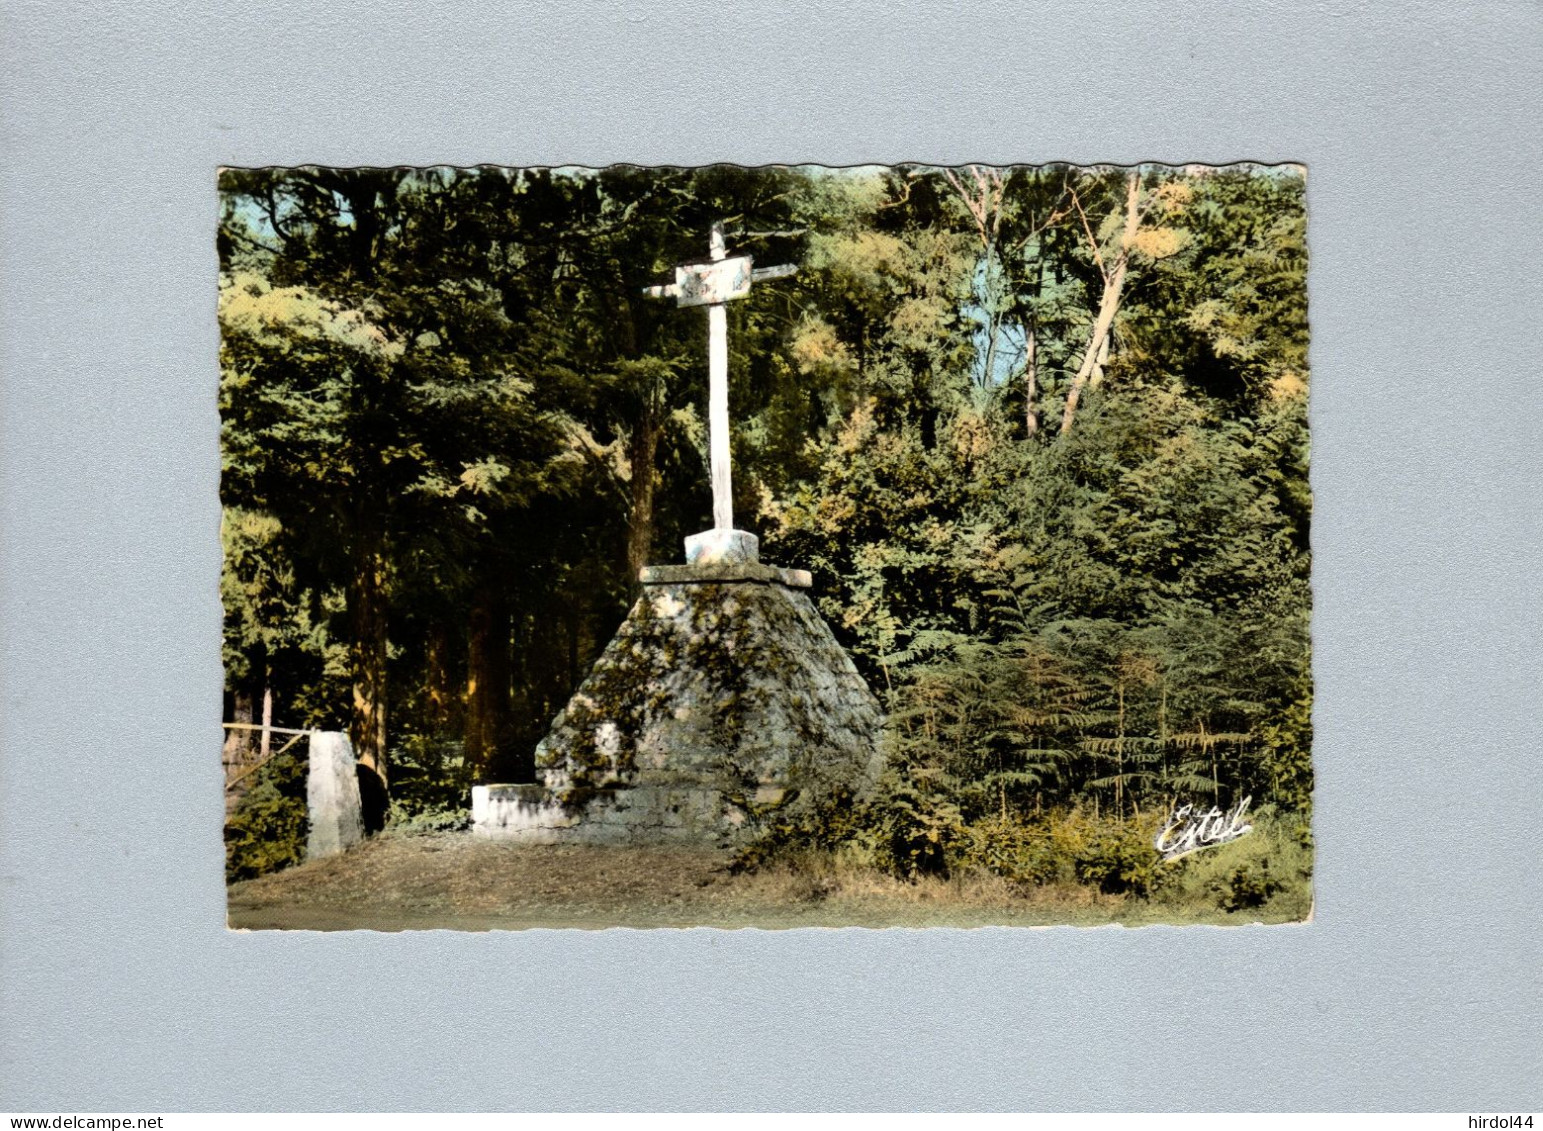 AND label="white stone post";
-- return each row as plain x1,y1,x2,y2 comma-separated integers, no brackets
307,730,364,859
